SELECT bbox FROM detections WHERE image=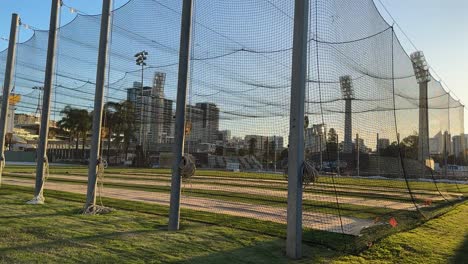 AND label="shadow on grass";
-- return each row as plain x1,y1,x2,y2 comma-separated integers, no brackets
168,239,335,264
451,234,468,264
0,229,155,254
